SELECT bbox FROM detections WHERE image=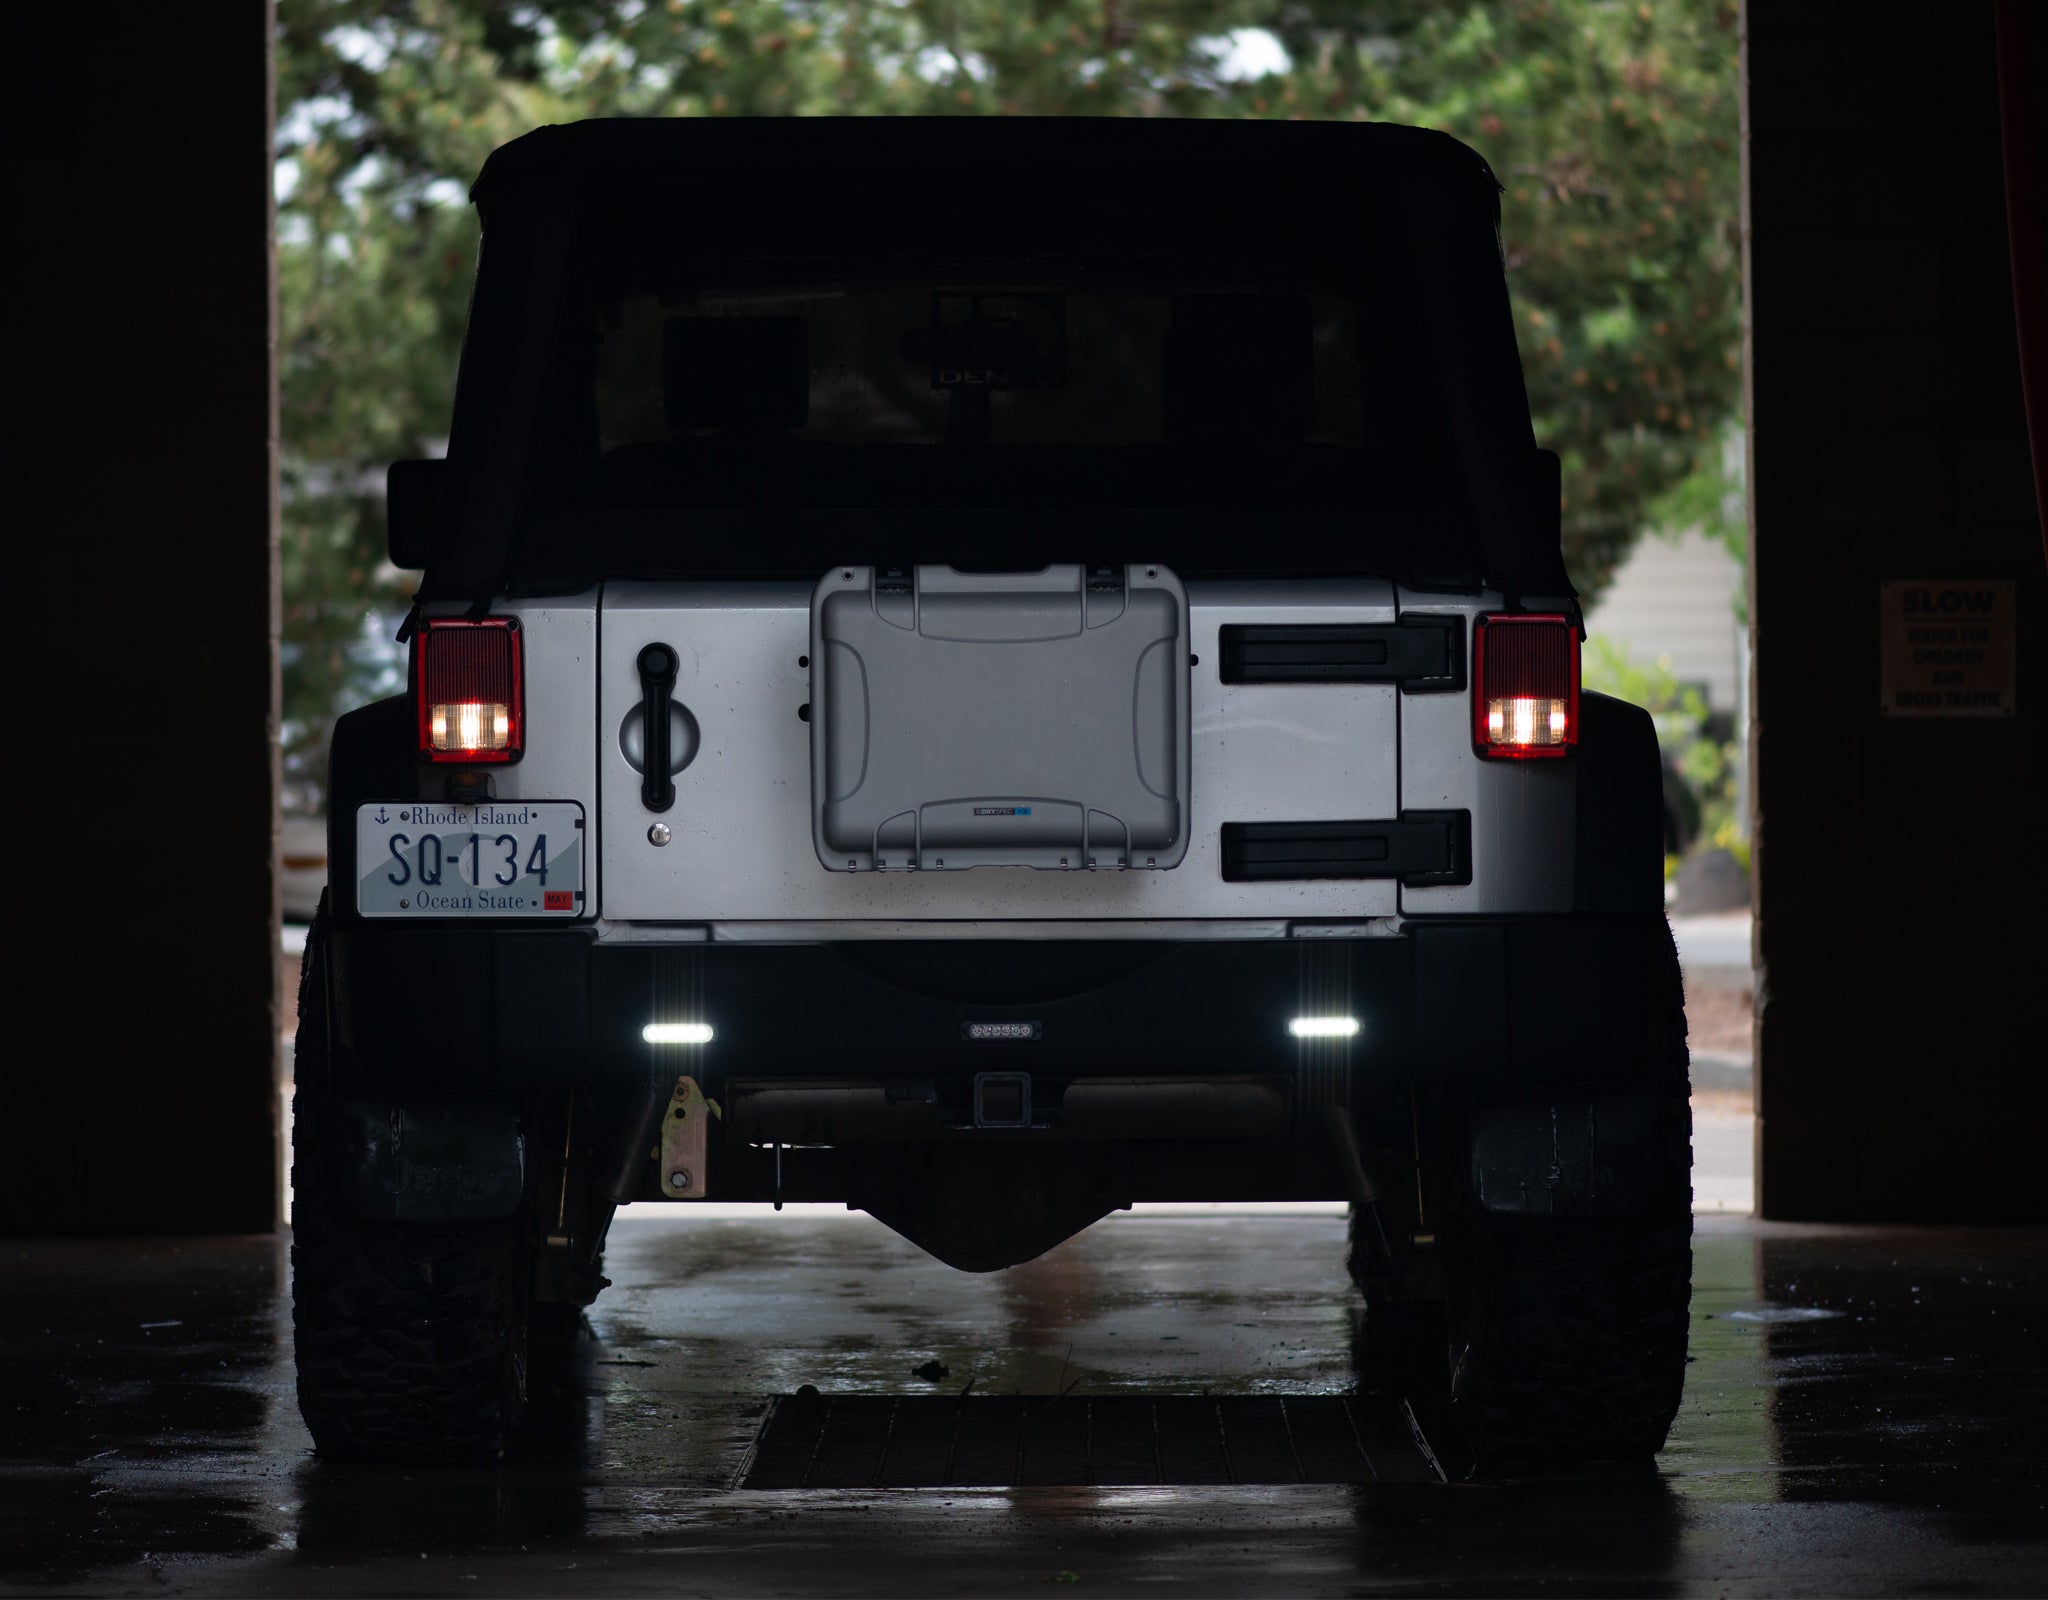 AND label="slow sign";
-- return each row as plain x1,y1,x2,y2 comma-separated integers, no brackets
1878,580,2016,717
